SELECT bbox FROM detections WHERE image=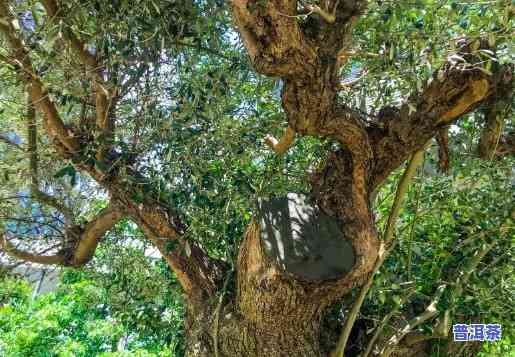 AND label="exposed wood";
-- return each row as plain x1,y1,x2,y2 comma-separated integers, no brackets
438,79,490,123
264,126,296,154
0,204,124,267
305,2,338,23
367,44,513,189
0,2,513,355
